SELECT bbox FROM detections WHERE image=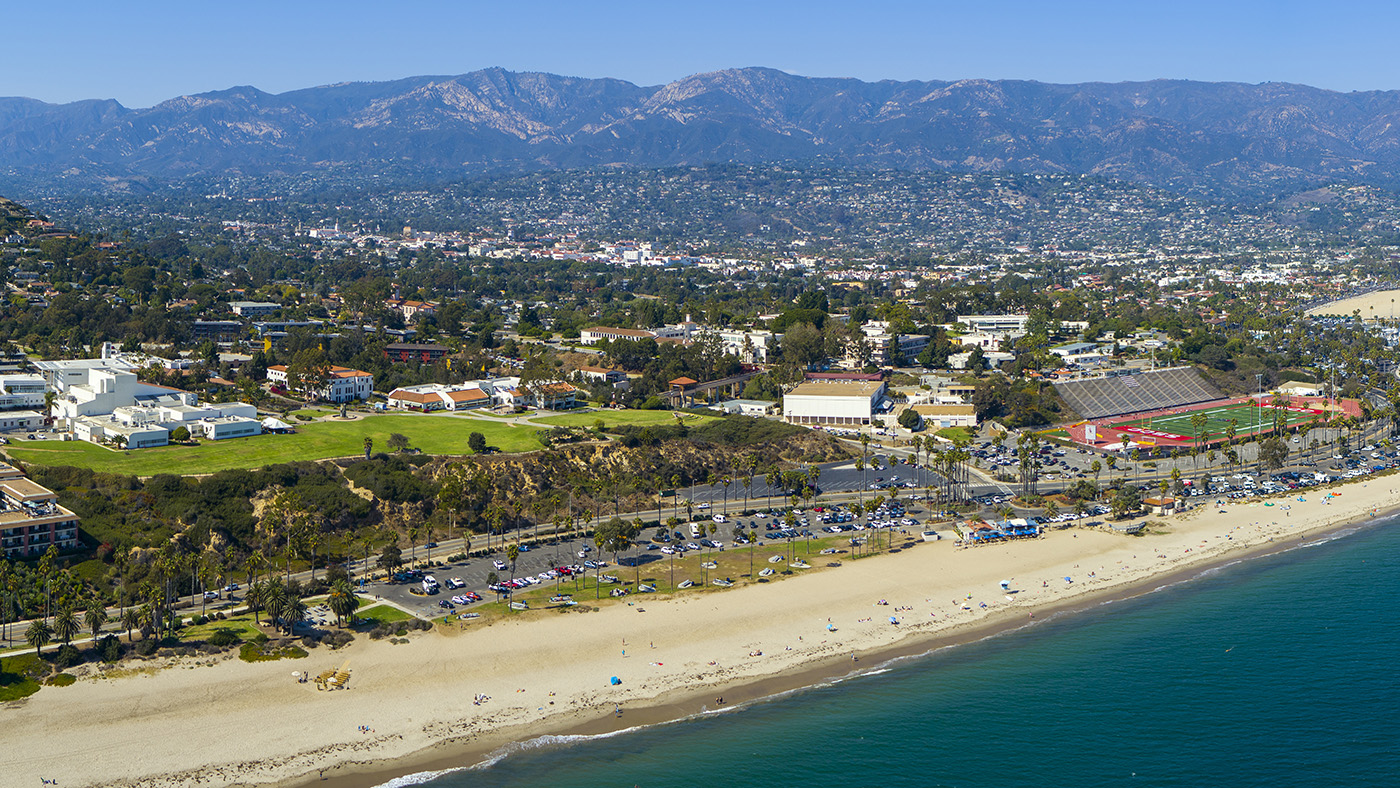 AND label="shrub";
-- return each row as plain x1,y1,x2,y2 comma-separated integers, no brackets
44,673,76,687
134,638,160,656
239,641,308,663
207,628,240,647
51,644,83,669
95,634,123,663
322,630,354,649
192,615,208,626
